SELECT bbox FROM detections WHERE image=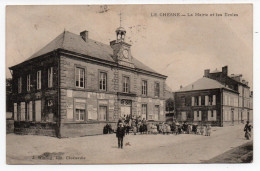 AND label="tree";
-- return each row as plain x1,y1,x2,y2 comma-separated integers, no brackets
6,78,12,112
166,98,174,112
